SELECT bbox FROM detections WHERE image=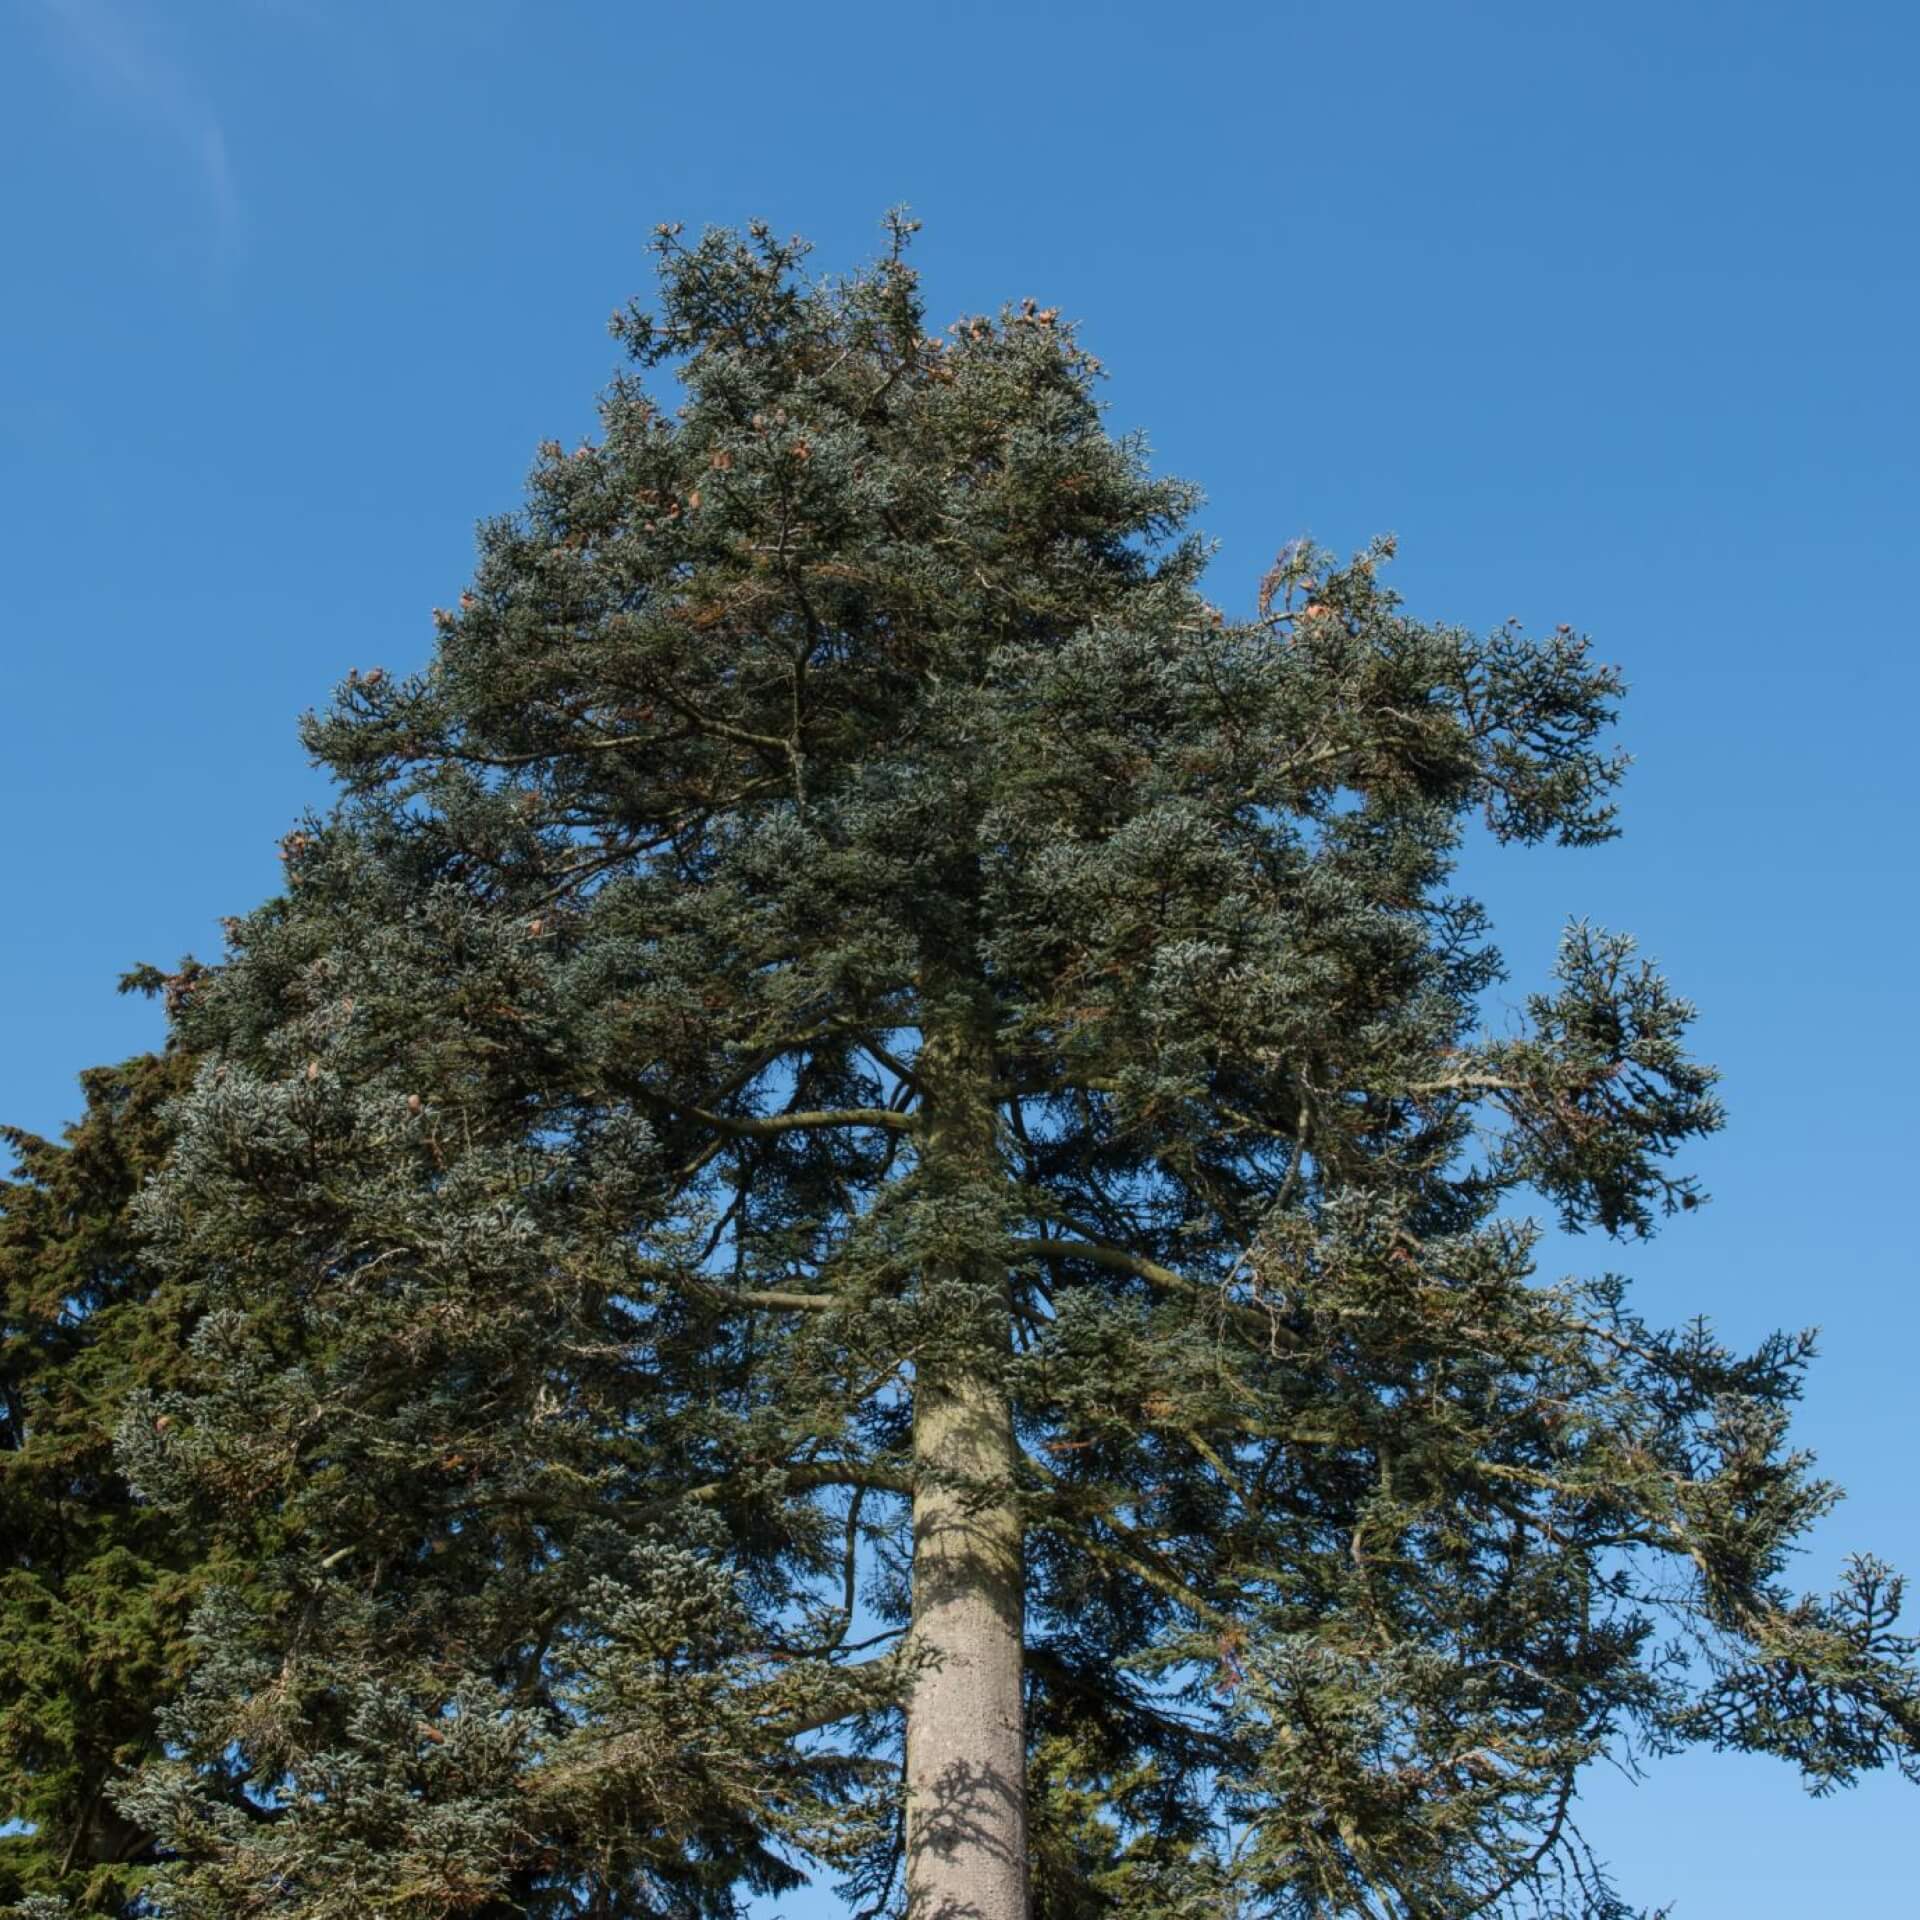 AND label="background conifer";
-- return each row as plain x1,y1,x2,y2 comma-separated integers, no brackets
2,1047,203,1915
